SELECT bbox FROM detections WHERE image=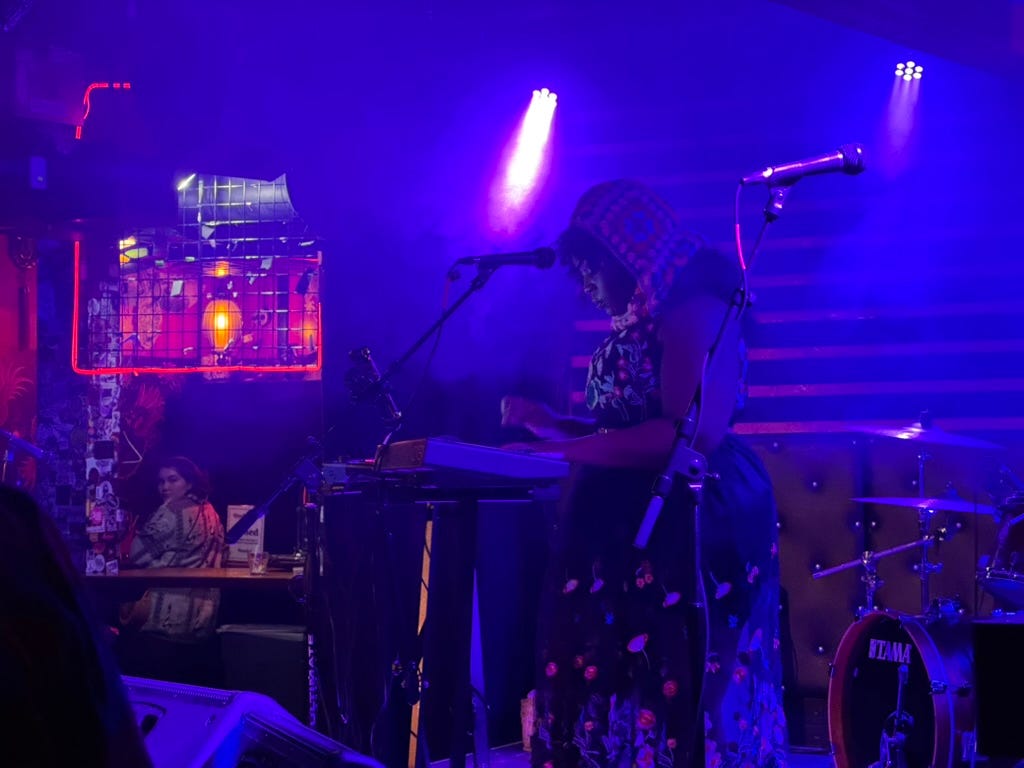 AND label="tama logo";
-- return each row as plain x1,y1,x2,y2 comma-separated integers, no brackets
868,638,913,664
